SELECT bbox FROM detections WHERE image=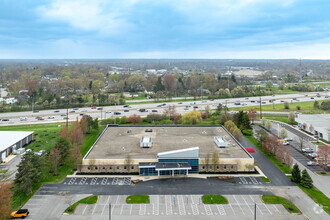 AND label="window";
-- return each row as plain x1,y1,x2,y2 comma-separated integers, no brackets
231,165,234,169
209,165,212,170
117,166,119,170
102,167,105,170
202,166,205,170
216,166,219,170
131,166,134,170
88,167,91,170
95,166,98,170
224,165,227,169
110,166,112,170
124,166,127,170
